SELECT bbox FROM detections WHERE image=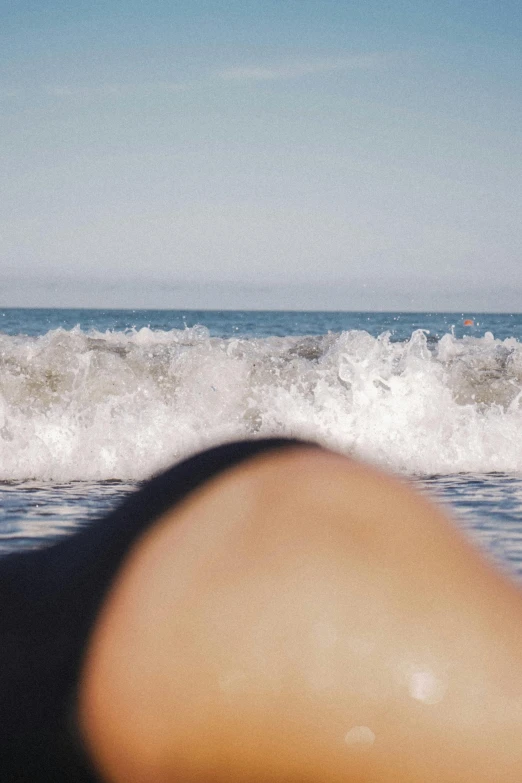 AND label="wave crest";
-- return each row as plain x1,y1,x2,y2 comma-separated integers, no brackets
1,326,522,479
